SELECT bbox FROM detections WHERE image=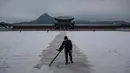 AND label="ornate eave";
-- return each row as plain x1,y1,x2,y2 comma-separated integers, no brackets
55,16,74,21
